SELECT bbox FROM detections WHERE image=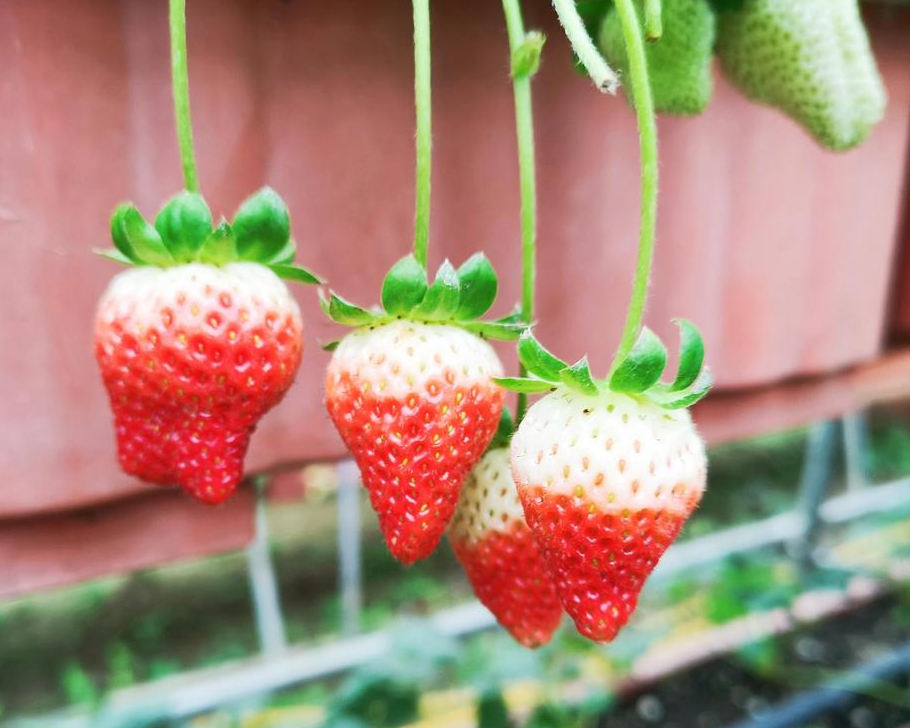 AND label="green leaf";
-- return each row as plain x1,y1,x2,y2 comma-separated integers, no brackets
609,327,668,393
494,307,524,326
517,331,567,381
511,31,546,79
649,368,713,409
116,205,174,266
477,689,510,728
269,264,322,285
232,187,291,262
323,339,341,352
455,253,498,320
413,260,461,320
488,408,515,451
560,357,599,396
154,191,212,262
93,248,135,266
381,255,428,315
669,319,705,392
320,291,377,326
462,321,525,341
269,237,297,265
492,377,556,394
199,222,236,265
110,205,138,262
